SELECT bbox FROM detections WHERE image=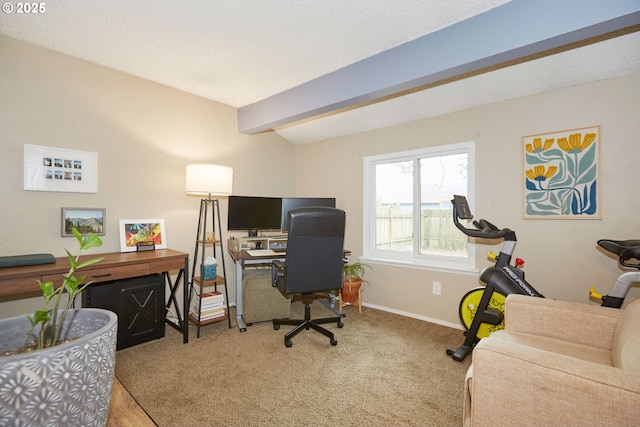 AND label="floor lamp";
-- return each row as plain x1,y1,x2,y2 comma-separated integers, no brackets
185,164,233,335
